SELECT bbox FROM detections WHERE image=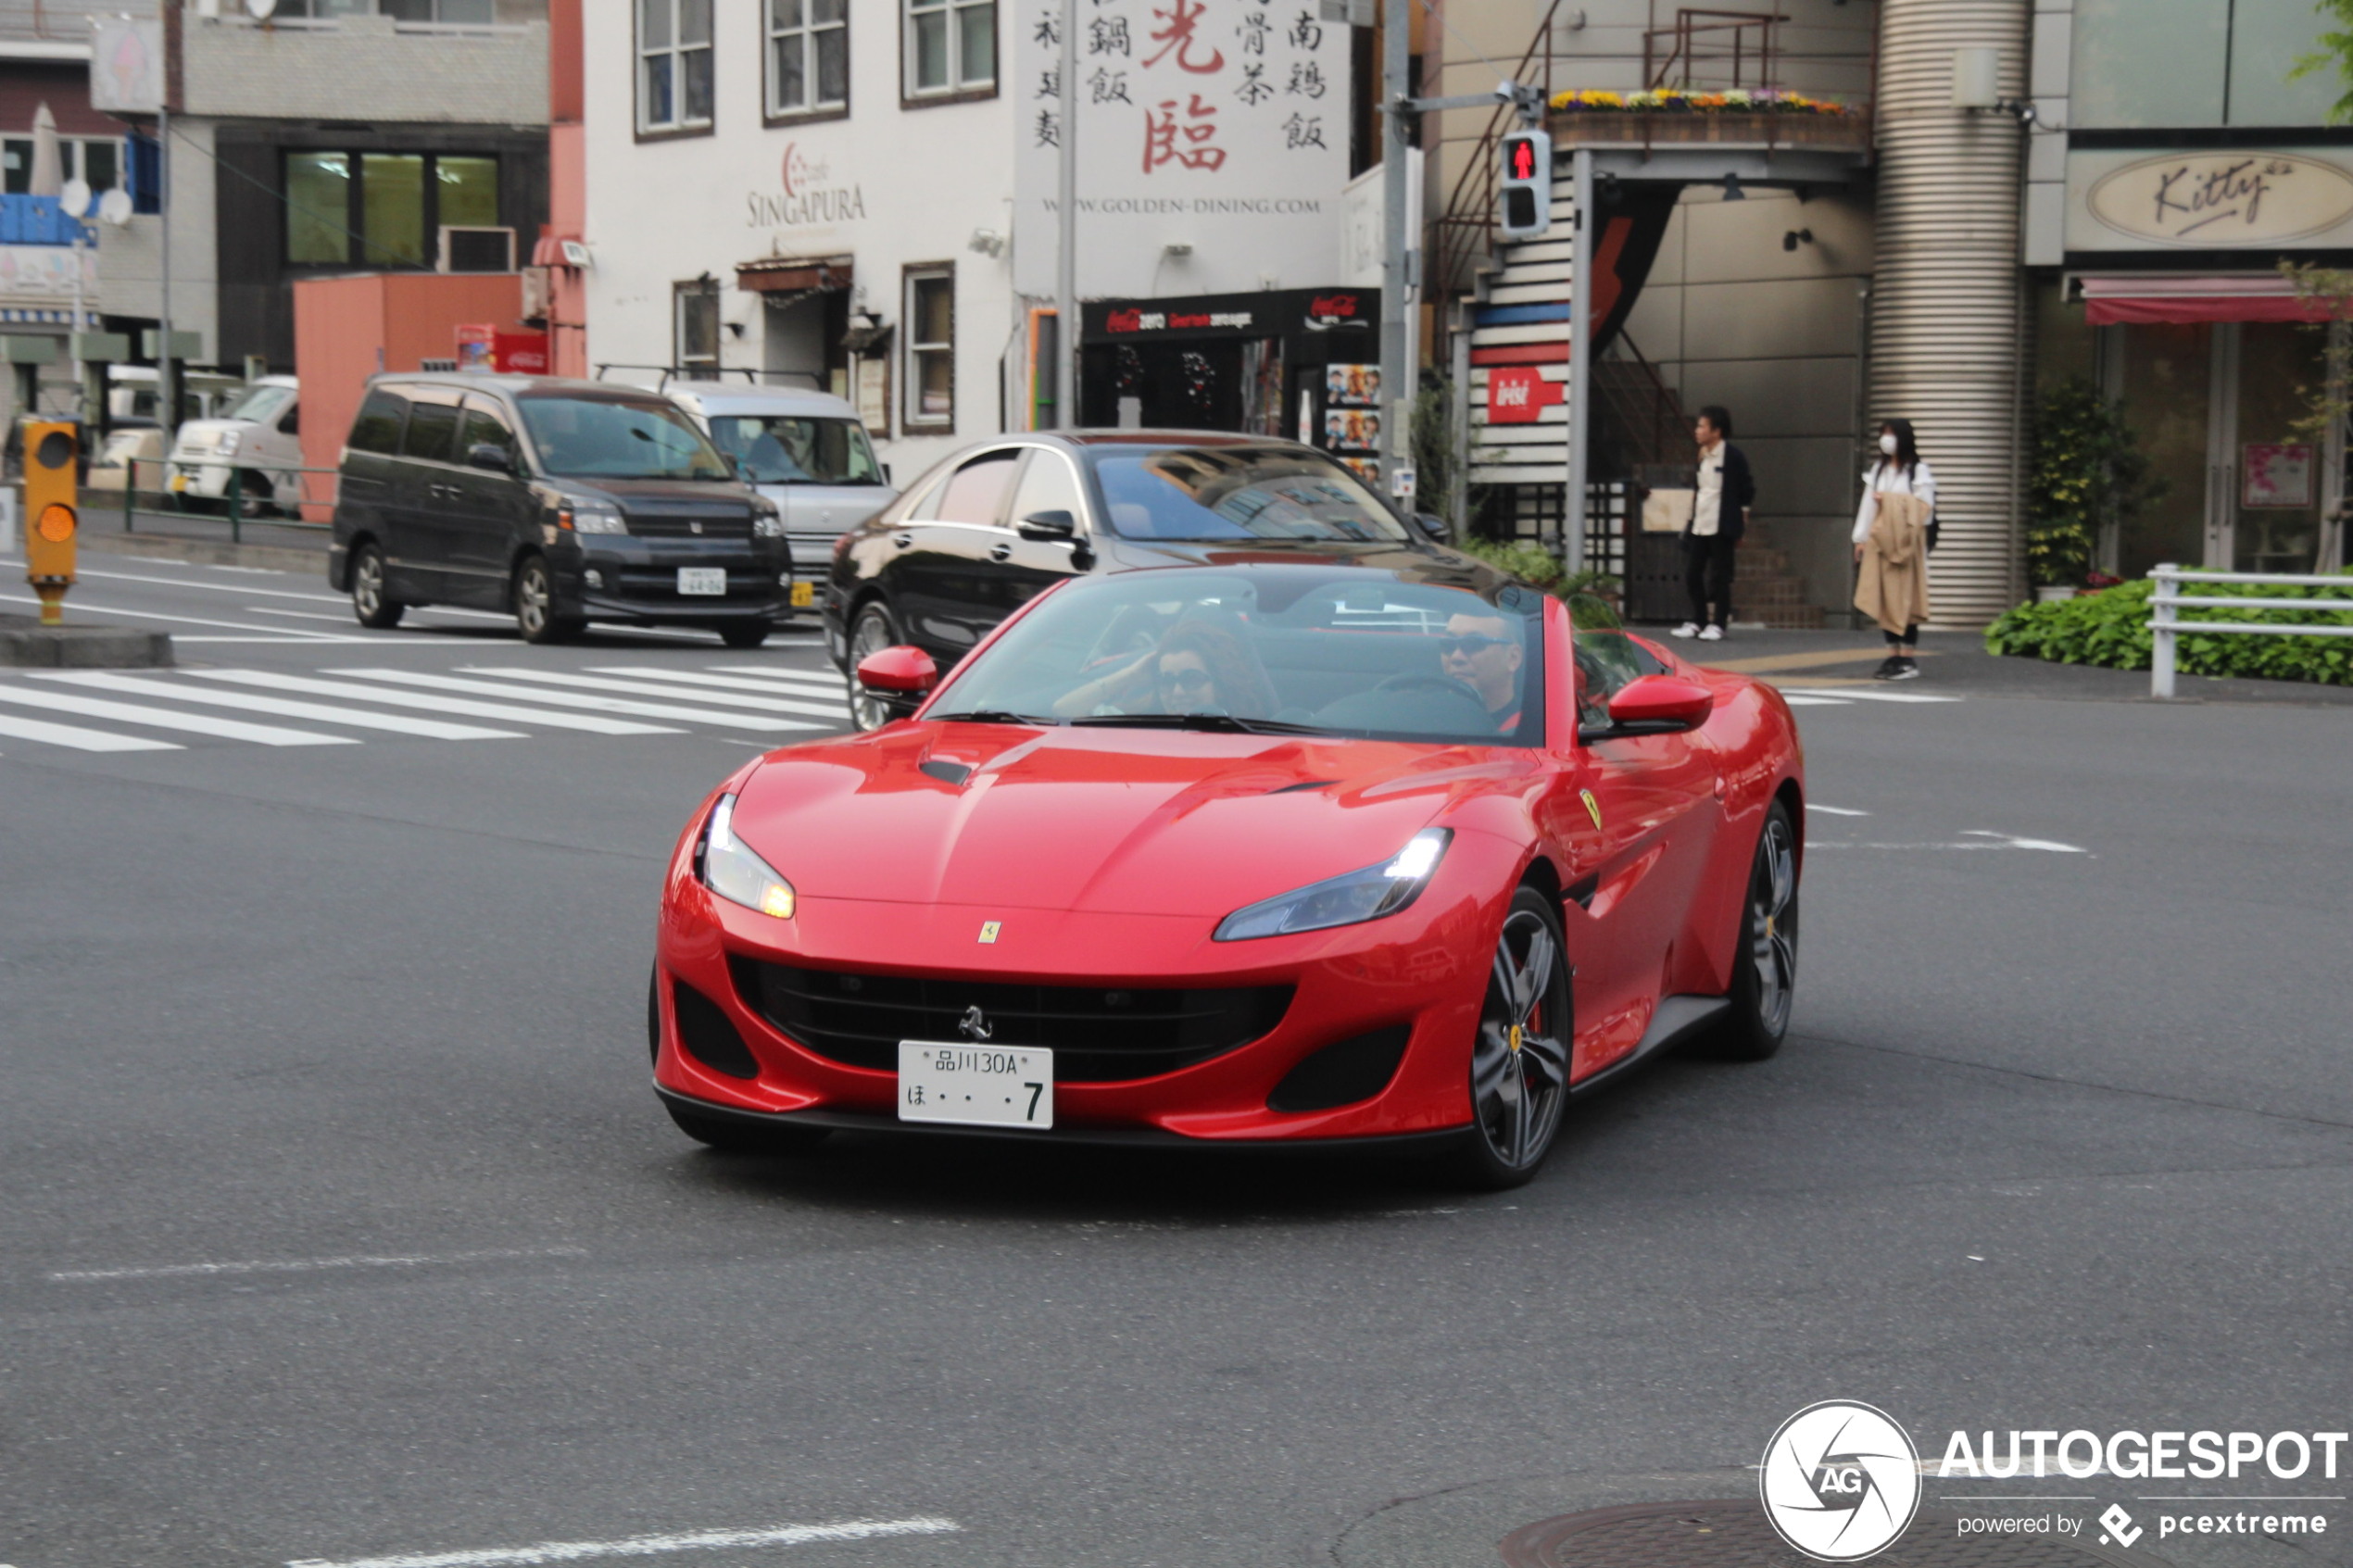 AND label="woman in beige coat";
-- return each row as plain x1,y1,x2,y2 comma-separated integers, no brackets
1852,419,1937,680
